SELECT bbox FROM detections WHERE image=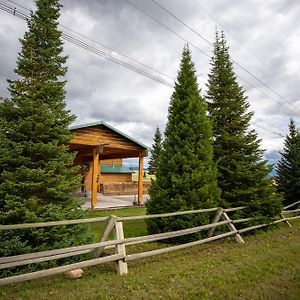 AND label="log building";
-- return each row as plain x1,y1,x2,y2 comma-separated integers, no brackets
68,121,148,208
